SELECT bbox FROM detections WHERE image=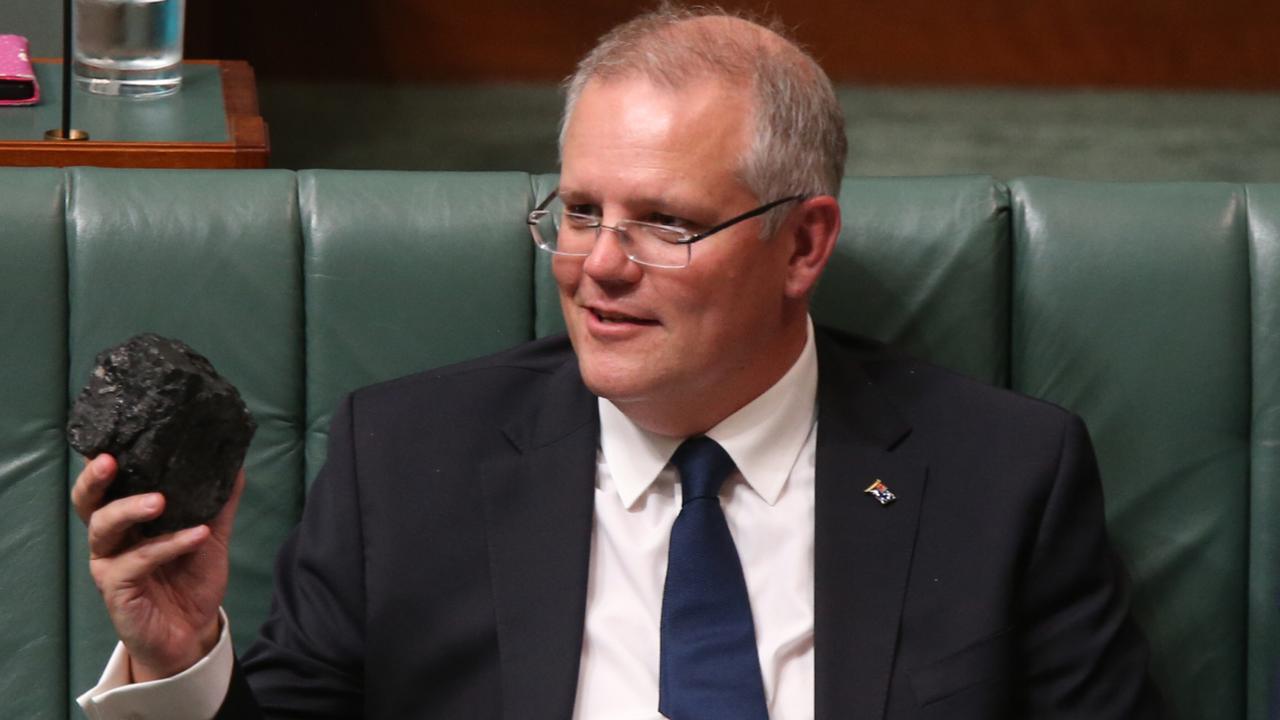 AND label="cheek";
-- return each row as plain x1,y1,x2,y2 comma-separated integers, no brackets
552,257,582,295
692,263,786,334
